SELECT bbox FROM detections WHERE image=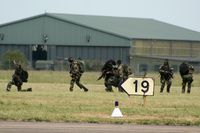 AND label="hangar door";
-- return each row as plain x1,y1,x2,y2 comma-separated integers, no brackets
32,44,47,68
